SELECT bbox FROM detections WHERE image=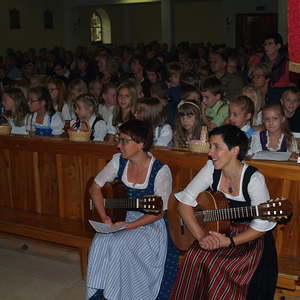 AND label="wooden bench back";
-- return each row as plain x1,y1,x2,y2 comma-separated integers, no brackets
0,136,299,258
